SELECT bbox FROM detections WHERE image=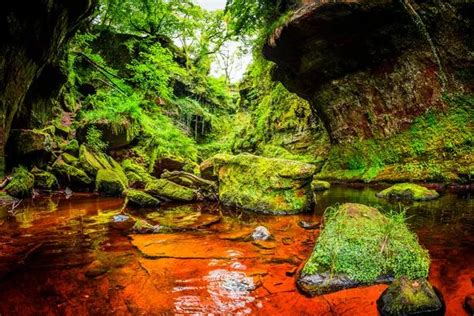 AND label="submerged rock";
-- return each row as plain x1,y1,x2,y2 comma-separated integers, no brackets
110,214,135,231
145,179,196,202
130,219,164,234
125,189,160,207
85,260,109,278
311,180,330,191
212,153,316,214
376,183,439,201
96,169,127,196
5,166,35,198
251,226,272,241
297,203,430,296
377,277,444,316
31,167,58,191
298,221,320,230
